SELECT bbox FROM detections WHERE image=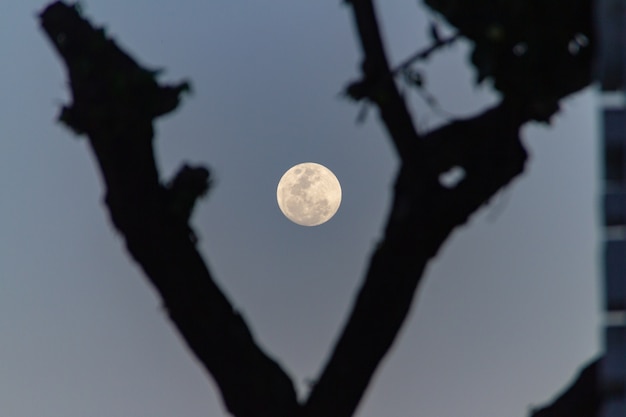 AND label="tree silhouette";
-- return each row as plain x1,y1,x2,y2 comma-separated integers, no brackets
39,1,600,417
